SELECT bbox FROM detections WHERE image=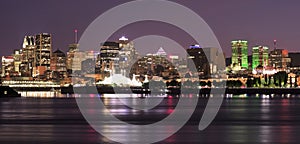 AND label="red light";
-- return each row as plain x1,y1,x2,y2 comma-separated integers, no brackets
75,29,78,33
168,96,173,99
